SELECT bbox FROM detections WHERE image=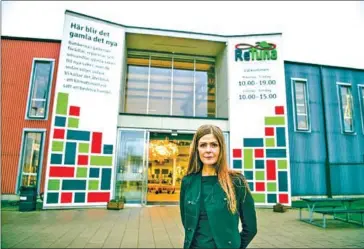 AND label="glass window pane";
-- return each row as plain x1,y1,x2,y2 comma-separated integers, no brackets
172,58,194,116
124,55,149,114
149,57,172,115
340,85,354,132
294,81,309,130
195,61,215,117
361,87,364,118
20,132,43,188
297,115,308,130
28,61,52,118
